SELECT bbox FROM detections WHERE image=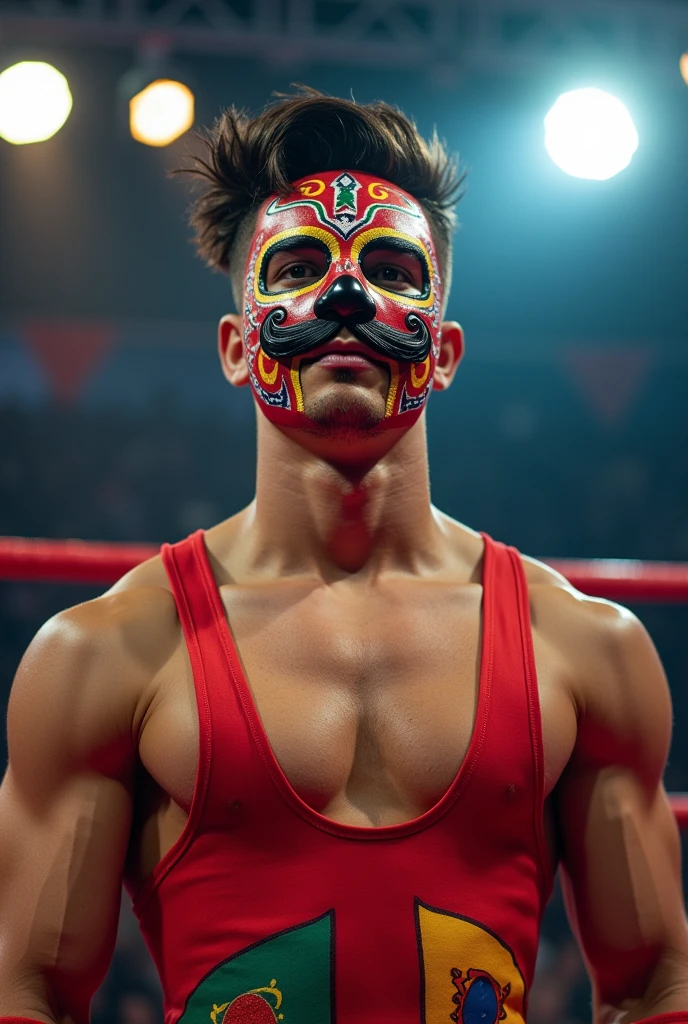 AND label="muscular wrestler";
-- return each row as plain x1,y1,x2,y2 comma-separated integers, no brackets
1,91,687,1024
